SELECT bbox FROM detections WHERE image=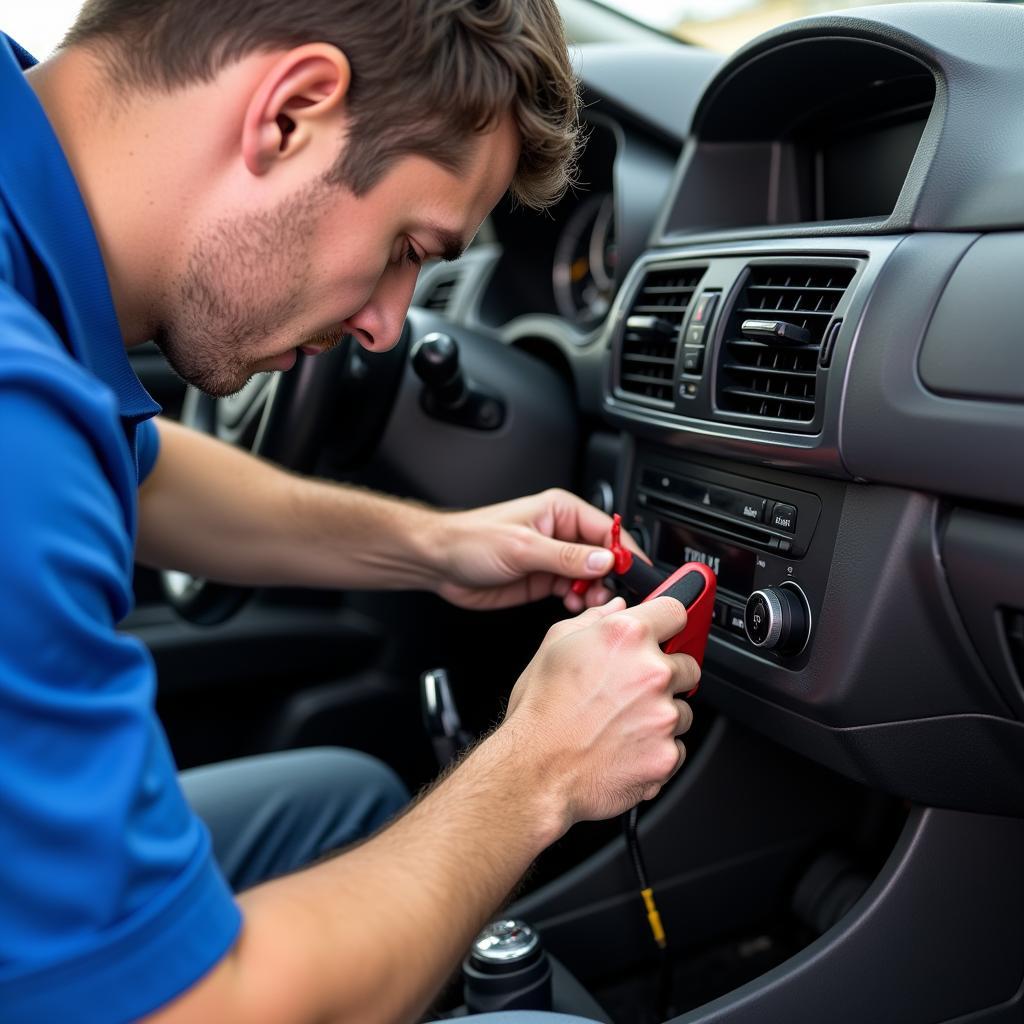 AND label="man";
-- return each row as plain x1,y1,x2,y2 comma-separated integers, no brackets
0,2,699,1021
